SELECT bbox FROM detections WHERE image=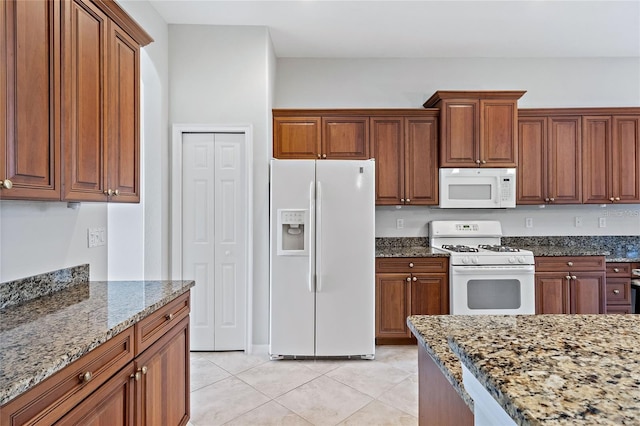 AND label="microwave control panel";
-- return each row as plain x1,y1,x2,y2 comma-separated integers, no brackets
501,177,514,202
